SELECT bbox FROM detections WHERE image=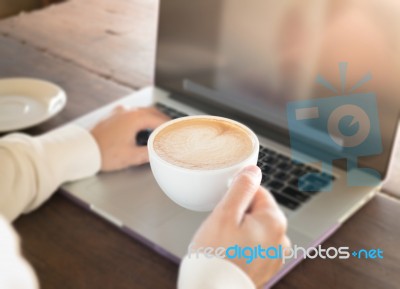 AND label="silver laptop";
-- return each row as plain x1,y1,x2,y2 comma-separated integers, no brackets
63,1,399,287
